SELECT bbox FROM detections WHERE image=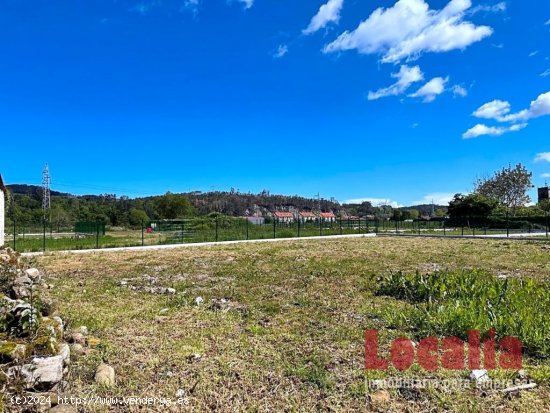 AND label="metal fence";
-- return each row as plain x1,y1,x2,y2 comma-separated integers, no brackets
4,214,550,253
